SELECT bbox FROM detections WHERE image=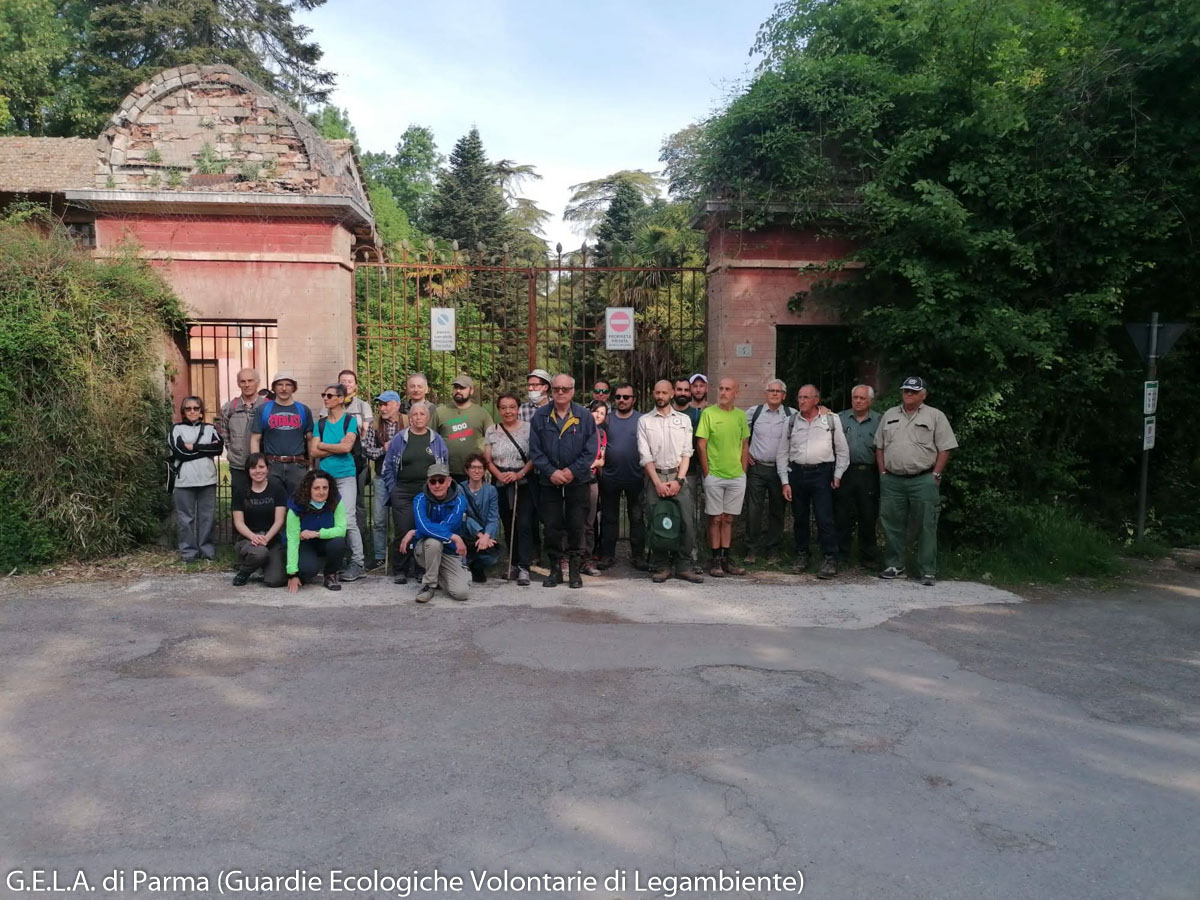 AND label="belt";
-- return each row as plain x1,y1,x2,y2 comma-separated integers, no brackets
654,467,680,478
268,455,306,464
790,461,833,471
886,468,932,478
850,463,874,470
